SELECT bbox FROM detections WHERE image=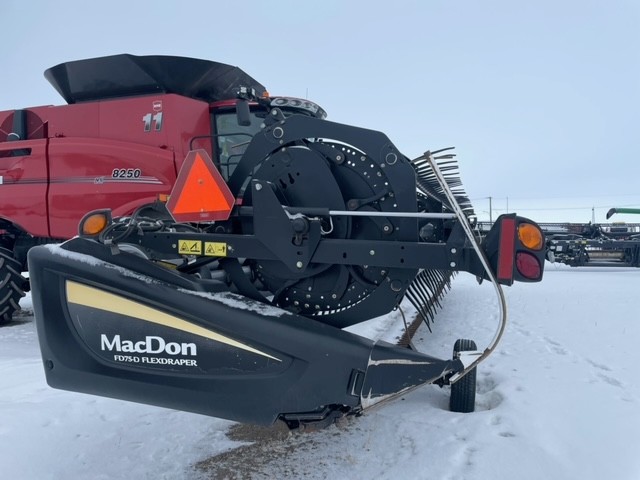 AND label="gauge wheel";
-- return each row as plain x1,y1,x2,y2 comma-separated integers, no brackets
450,338,477,413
